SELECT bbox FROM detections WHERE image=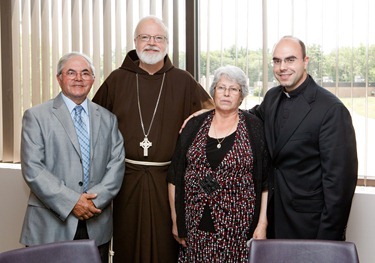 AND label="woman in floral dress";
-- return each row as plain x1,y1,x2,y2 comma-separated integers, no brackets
168,65,272,262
